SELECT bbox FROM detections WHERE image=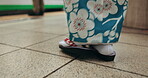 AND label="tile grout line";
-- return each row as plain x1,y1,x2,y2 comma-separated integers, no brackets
123,26,148,30
24,48,73,59
0,32,66,57
0,43,73,59
83,61,148,77
21,29,68,36
0,43,23,49
1,43,147,77
43,58,77,78
0,31,147,77
0,42,147,77
27,46,148,78
29,44,147,78
0,33,66,49
1,45,147,78
0,23,68,36
0,34,66,57
0,48,22,57
25,34,67,48
25,36,61,48
118,42,148,47
11,28,68,37
122,32,148,35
